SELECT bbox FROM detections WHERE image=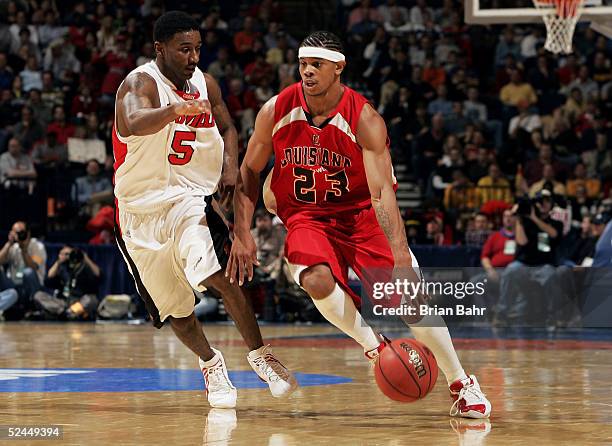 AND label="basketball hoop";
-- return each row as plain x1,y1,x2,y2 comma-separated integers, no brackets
533,0,585,54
